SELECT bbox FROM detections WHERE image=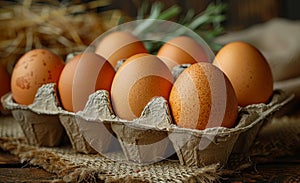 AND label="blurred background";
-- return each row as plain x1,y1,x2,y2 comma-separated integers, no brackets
109,0,300,30
1,0,299,69
1,0,300,102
